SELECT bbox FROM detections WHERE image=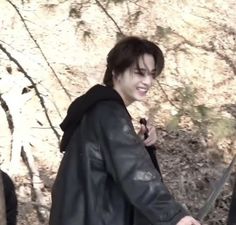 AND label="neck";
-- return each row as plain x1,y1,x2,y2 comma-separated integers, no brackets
113,86,132,106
